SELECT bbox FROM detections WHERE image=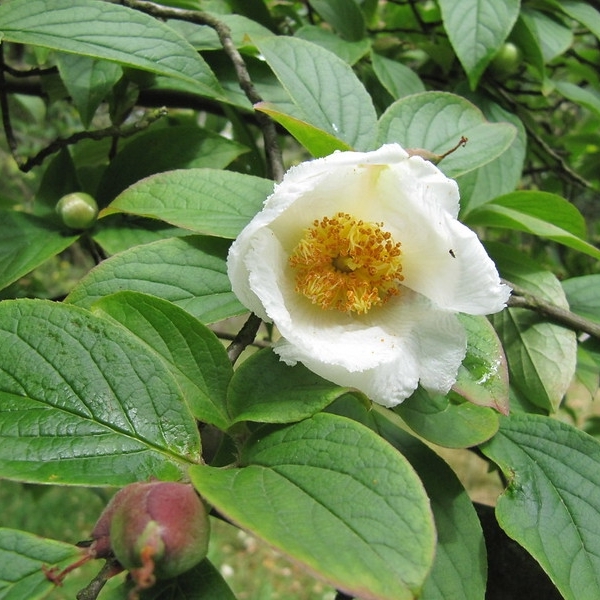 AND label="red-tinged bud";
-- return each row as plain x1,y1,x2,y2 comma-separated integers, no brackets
108,481,210,595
